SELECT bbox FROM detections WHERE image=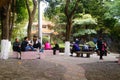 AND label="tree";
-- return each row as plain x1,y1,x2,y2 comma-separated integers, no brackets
0,0,10,8
80,0,107,36
104,0,120,51
64,0,80,41
45,0,82,54
0,0,12,40
105,0,120,19
25,0,37,39
0,0,12,59
0,0,27,40
9,0,16,40
0,0,28,59
45,0,81,41
73,14,97,37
